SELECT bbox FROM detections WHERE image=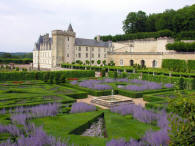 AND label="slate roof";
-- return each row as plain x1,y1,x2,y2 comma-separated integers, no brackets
67,24,74,32
75,38,109,47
